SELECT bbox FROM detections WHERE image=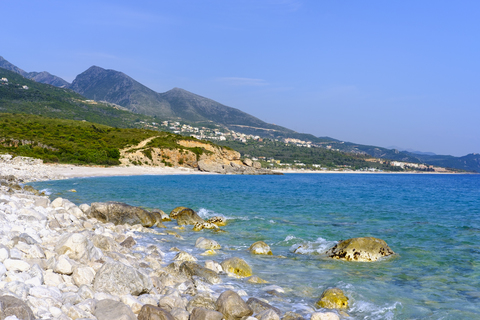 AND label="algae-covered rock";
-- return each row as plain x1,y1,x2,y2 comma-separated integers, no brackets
89,201,158,227
196,237,221,250
176,208,204,226
315,288,348,309
193,222,219,231
170,206,189,219
249,241,273,255
325,237,395,262
221,257,252,278
206,216,227,227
